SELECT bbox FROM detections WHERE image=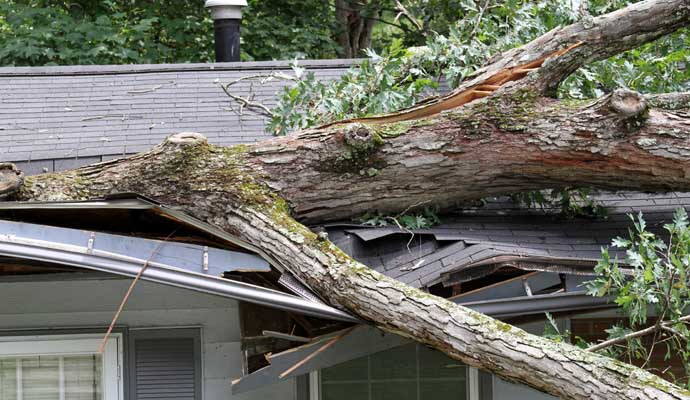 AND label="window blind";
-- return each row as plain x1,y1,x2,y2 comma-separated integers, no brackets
0,355,102,400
